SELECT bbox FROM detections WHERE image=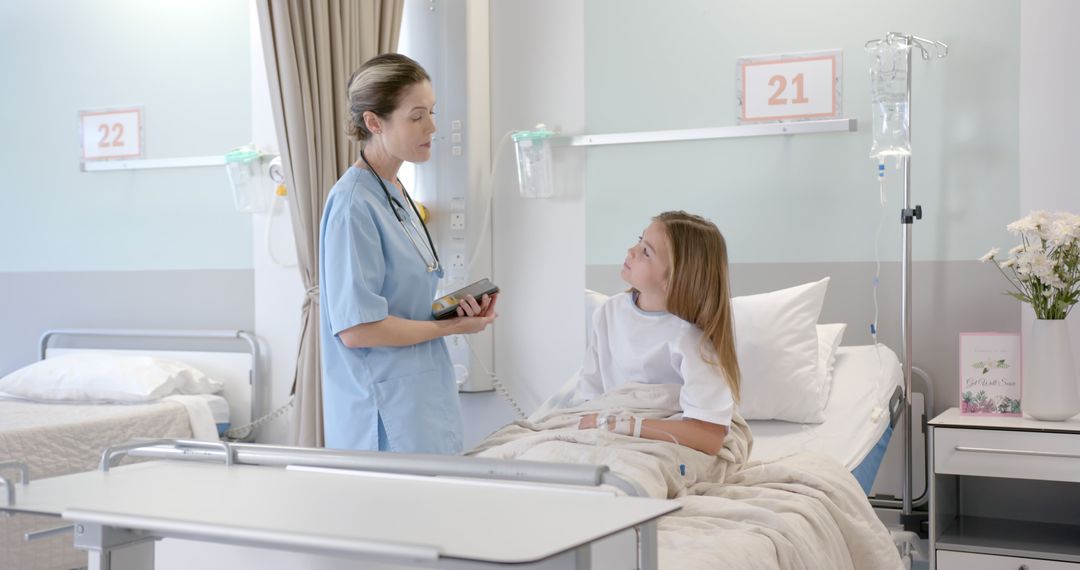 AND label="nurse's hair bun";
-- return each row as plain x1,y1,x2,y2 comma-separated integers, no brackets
346,53,430,144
